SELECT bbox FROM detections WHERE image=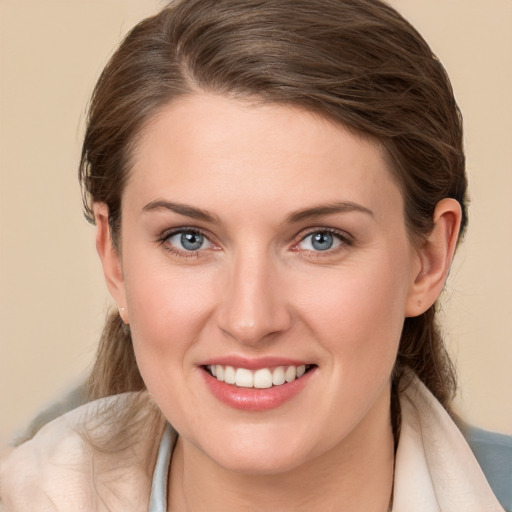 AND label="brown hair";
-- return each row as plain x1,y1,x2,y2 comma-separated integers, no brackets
80,0,467,429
